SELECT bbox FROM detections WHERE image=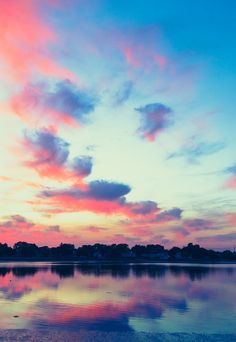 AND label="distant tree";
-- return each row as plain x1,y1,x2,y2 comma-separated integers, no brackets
222,250,234,260
169,246,182,259
146,244,164,252
131,245,146,258
77,245,94,258
0,240,233,262
146,244,164,255
38,246,51,258
0,243,13,257
55,244,75,258
13,242,38,257
50,243,76,259
107,244,130,259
